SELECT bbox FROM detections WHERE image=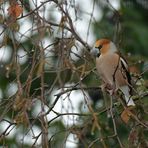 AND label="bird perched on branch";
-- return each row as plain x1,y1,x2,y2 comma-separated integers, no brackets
91,39,135,106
